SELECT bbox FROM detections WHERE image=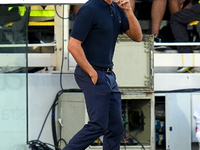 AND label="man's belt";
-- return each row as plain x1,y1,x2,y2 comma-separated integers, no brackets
92,65,113,73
